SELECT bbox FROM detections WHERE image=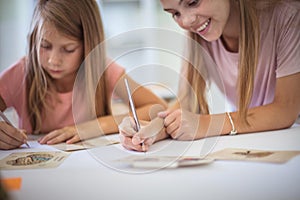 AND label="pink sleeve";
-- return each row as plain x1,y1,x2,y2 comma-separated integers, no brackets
0,57,26,108
276,3,300,78
105,60,125,96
